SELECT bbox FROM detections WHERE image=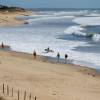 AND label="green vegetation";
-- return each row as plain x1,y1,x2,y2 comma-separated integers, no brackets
0,5,25,12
